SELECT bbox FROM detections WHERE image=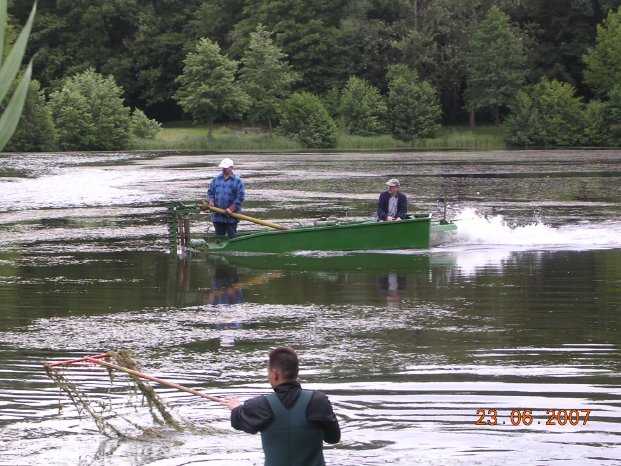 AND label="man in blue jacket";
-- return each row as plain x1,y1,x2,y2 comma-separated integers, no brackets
377,178,408,221
221,347,341,466
207,157,245,238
